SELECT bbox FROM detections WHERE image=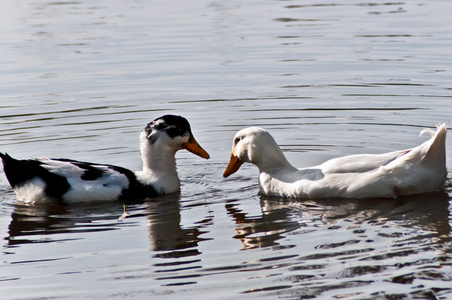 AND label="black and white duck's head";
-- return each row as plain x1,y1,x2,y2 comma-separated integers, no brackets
141,115,210,160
